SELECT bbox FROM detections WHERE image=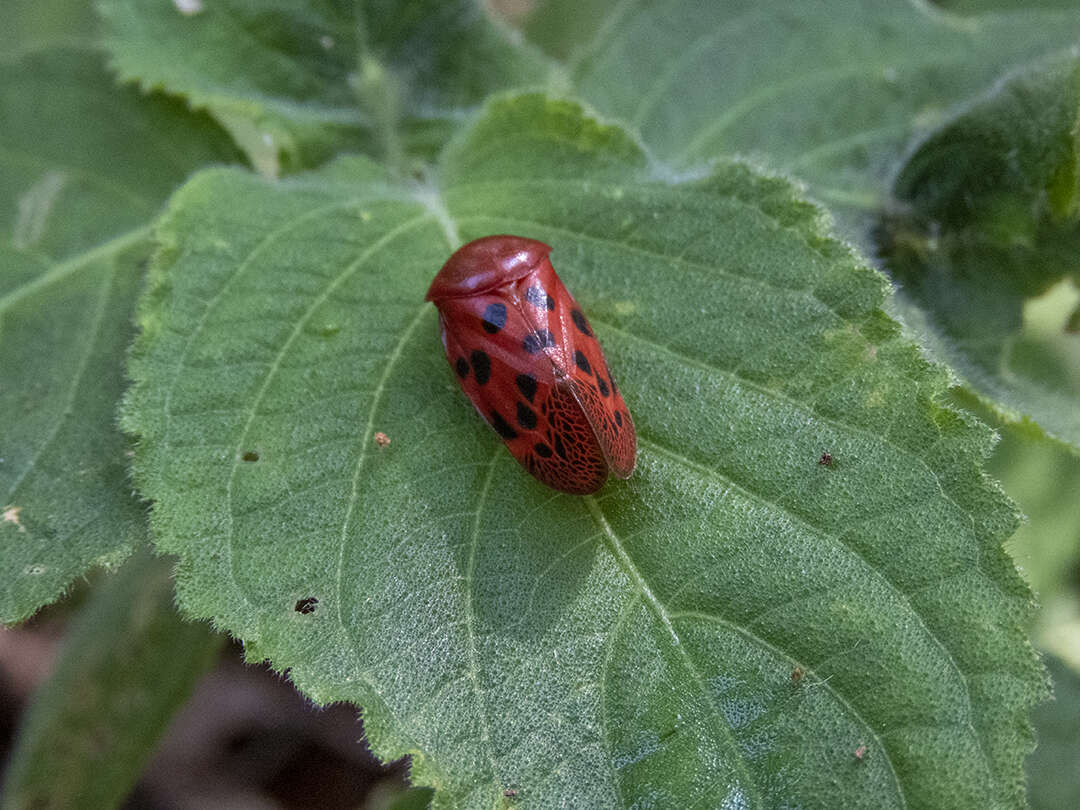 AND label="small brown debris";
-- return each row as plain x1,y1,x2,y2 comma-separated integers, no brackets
3,505,25,532
854,744,868,762
818,452,834,467
503,788,519,798
791,666,804,684
374,431,391,449
294,597,319,614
